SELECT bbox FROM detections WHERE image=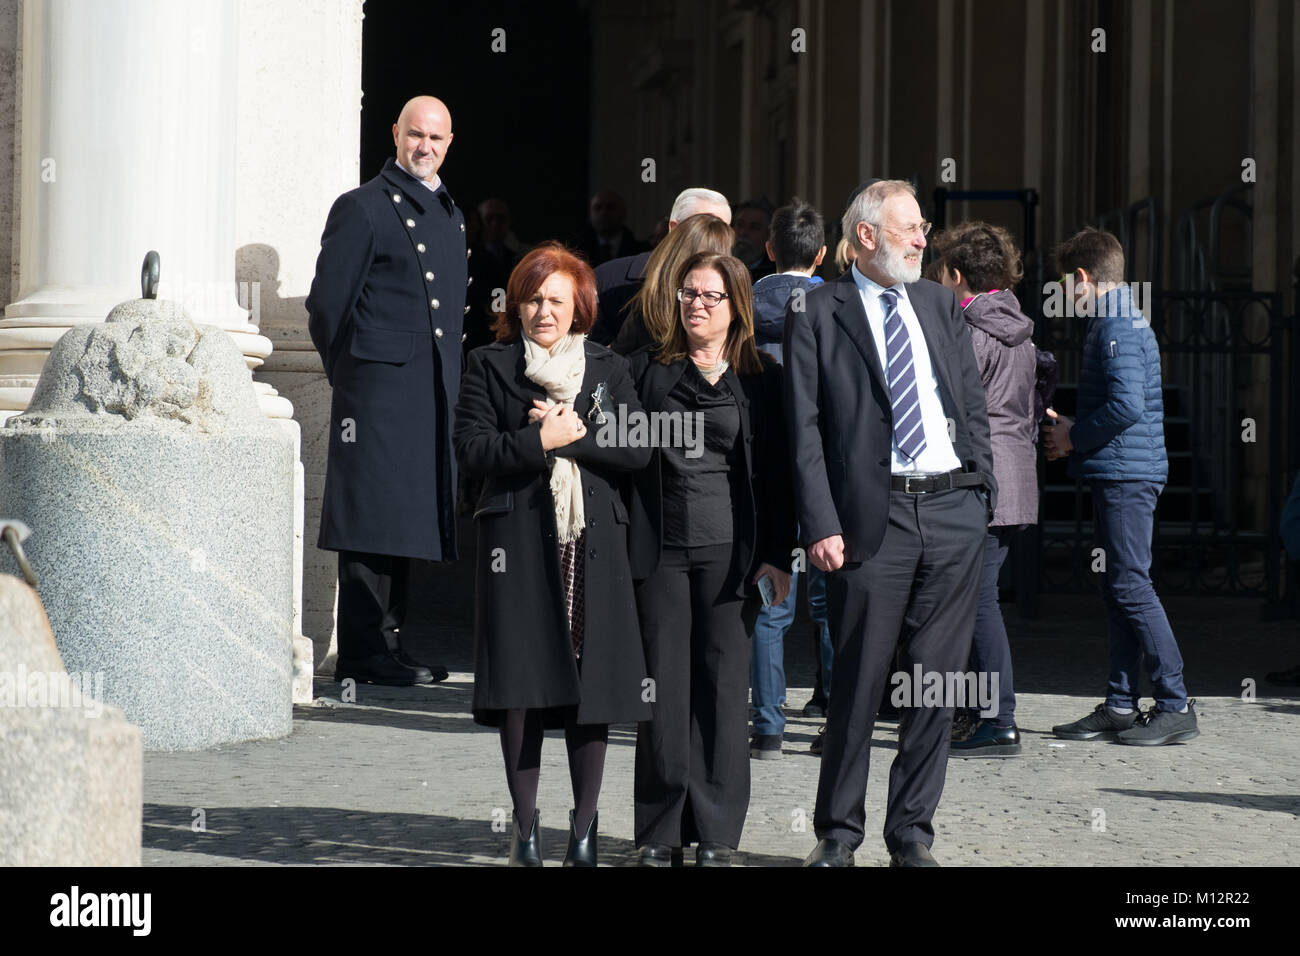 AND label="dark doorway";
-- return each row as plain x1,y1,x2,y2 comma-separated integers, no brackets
361,0,591,248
